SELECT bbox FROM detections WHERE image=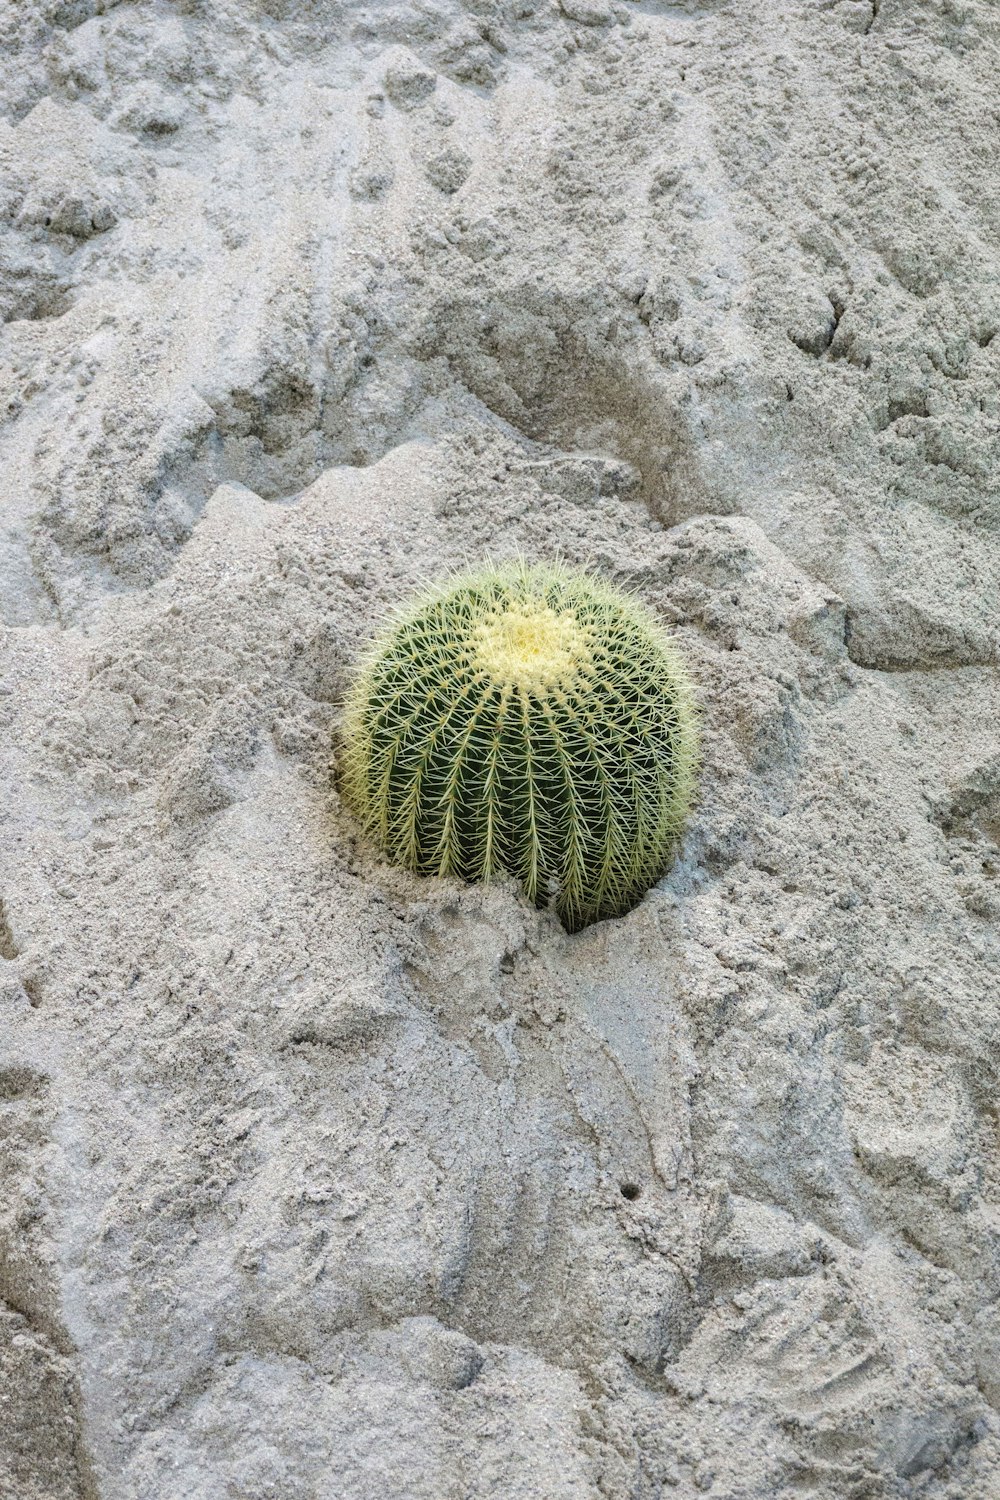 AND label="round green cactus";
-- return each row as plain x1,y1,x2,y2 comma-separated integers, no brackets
342,559,698,932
